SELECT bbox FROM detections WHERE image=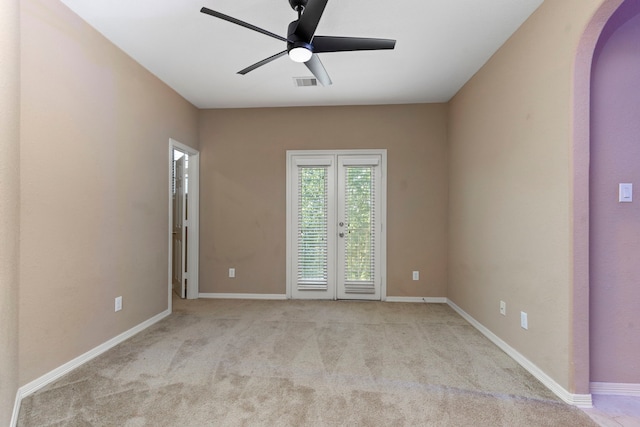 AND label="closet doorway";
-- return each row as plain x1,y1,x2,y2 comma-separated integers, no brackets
169,139,199,303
